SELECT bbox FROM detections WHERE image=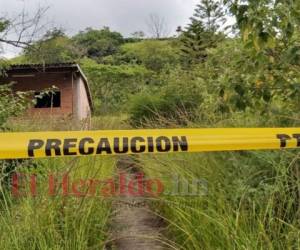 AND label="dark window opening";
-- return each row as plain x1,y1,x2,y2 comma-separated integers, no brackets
34,91,61,108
